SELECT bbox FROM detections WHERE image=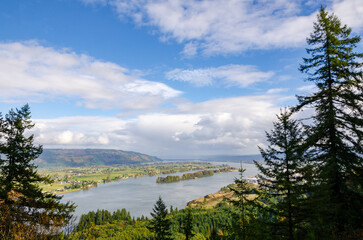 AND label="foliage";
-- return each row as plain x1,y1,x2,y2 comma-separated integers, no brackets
69,220,153,240
255,109,311,239
182,208,195,240
0,104,75,239
157,175,182,183
295,6,363,237
69,203,273,240
148,196,172,240
77,208,132,231
156,167,236,183
157,170,214,183
227,165,261,240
